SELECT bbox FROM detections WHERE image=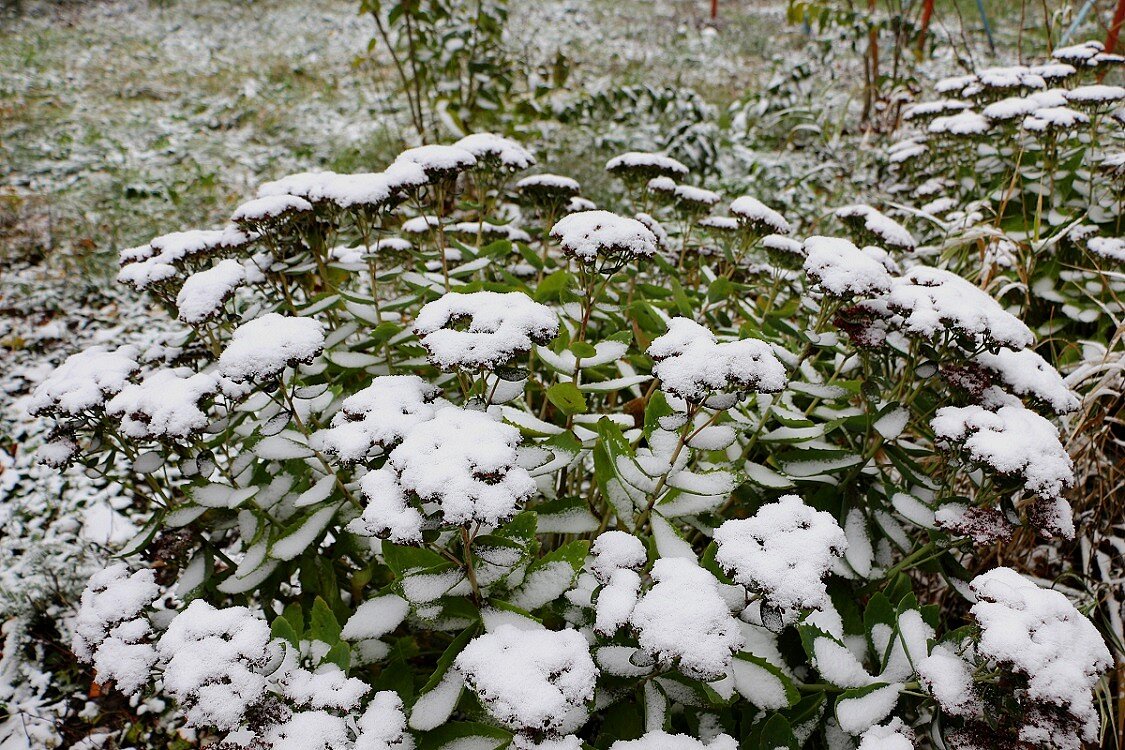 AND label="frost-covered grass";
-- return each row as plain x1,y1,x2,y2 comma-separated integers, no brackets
0,0,399,264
